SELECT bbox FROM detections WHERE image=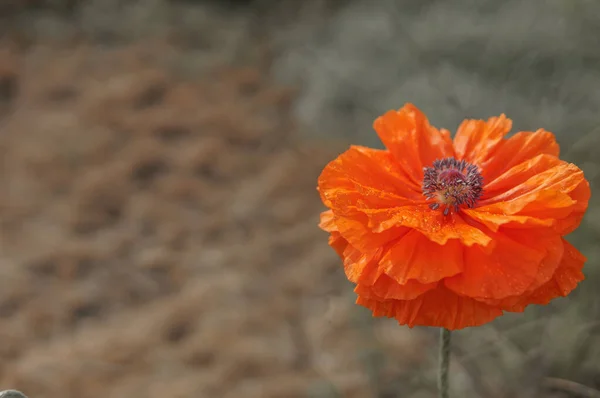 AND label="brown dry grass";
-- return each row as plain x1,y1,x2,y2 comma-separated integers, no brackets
0,40,428,398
